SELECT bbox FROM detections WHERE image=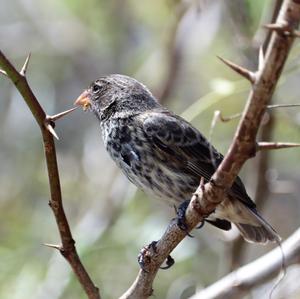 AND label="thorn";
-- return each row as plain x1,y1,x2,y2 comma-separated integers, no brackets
267,103,300,109
209,103,300,128
200,177,205,192
258,46,264,72
46,123,59,140
43,243,62,250
215,110,242,123
0,69,7,76
20,53,31,76
217,56,255,83
48,106,78,122
209,110,221,143
257,142,300,151
264,22,292,35
264,23,285,31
